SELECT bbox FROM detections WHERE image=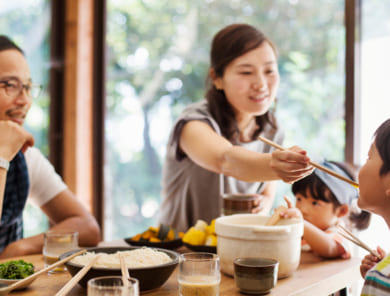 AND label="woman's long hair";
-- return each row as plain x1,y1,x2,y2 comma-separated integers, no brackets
205,24,277,144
